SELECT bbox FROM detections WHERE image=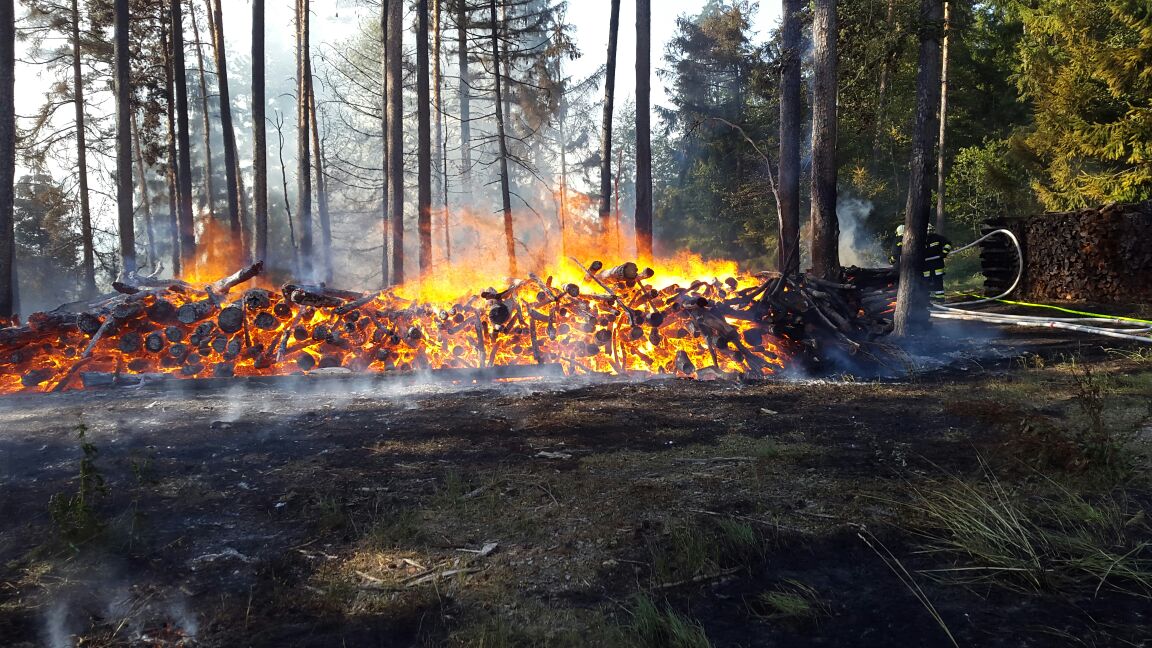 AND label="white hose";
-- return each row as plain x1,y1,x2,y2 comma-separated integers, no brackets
944,229,1024,306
